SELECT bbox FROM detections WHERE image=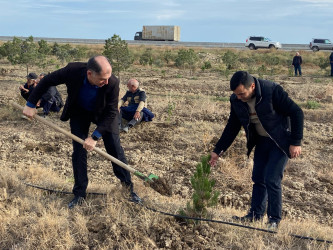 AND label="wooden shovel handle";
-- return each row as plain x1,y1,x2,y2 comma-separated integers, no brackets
10,101,138,174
